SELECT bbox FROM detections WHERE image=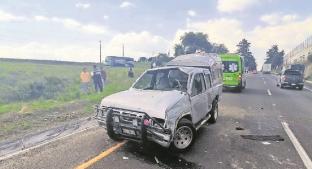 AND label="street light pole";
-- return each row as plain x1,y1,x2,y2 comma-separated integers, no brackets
99,40,102,63
122,43,125,57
